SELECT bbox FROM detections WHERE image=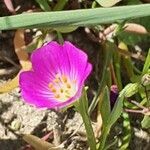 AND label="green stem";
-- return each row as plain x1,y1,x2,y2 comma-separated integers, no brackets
57,31,64,44
74,89,96,150
35,0,51,11
98,127,109,150
144,86,150,106
92,1,97,8
113,48,122,90
53,0,68,11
